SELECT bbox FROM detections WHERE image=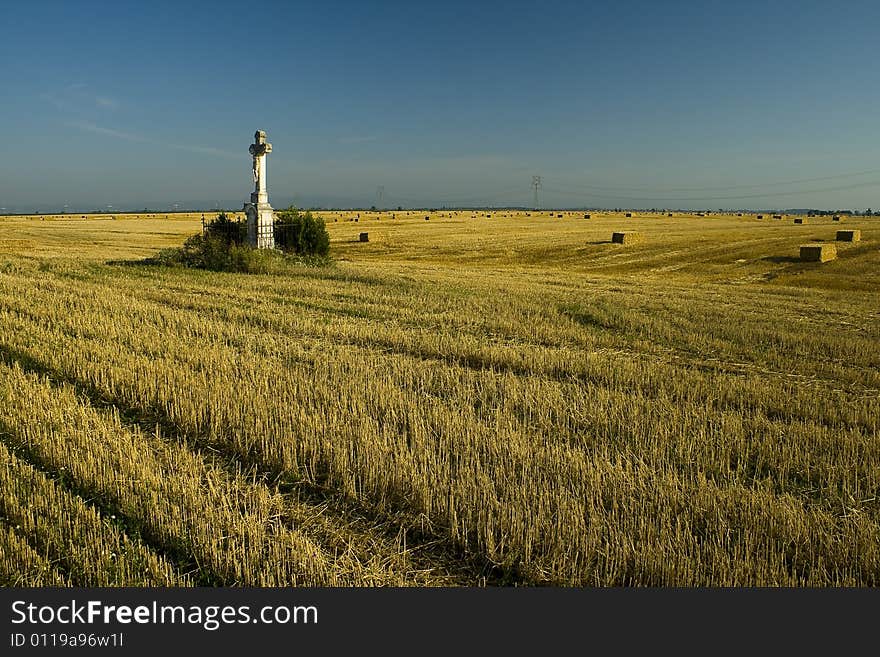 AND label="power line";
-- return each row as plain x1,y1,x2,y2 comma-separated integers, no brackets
383,185,526,206
542,178,880,203
531,175,543,210
547,168,880,194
